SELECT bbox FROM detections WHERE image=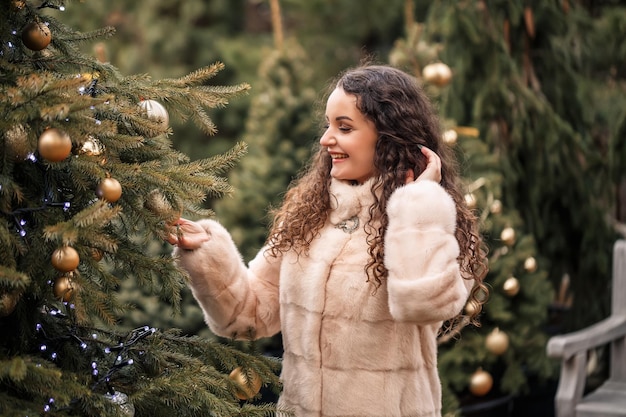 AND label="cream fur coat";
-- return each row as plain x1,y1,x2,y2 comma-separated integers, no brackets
174,178,473,417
